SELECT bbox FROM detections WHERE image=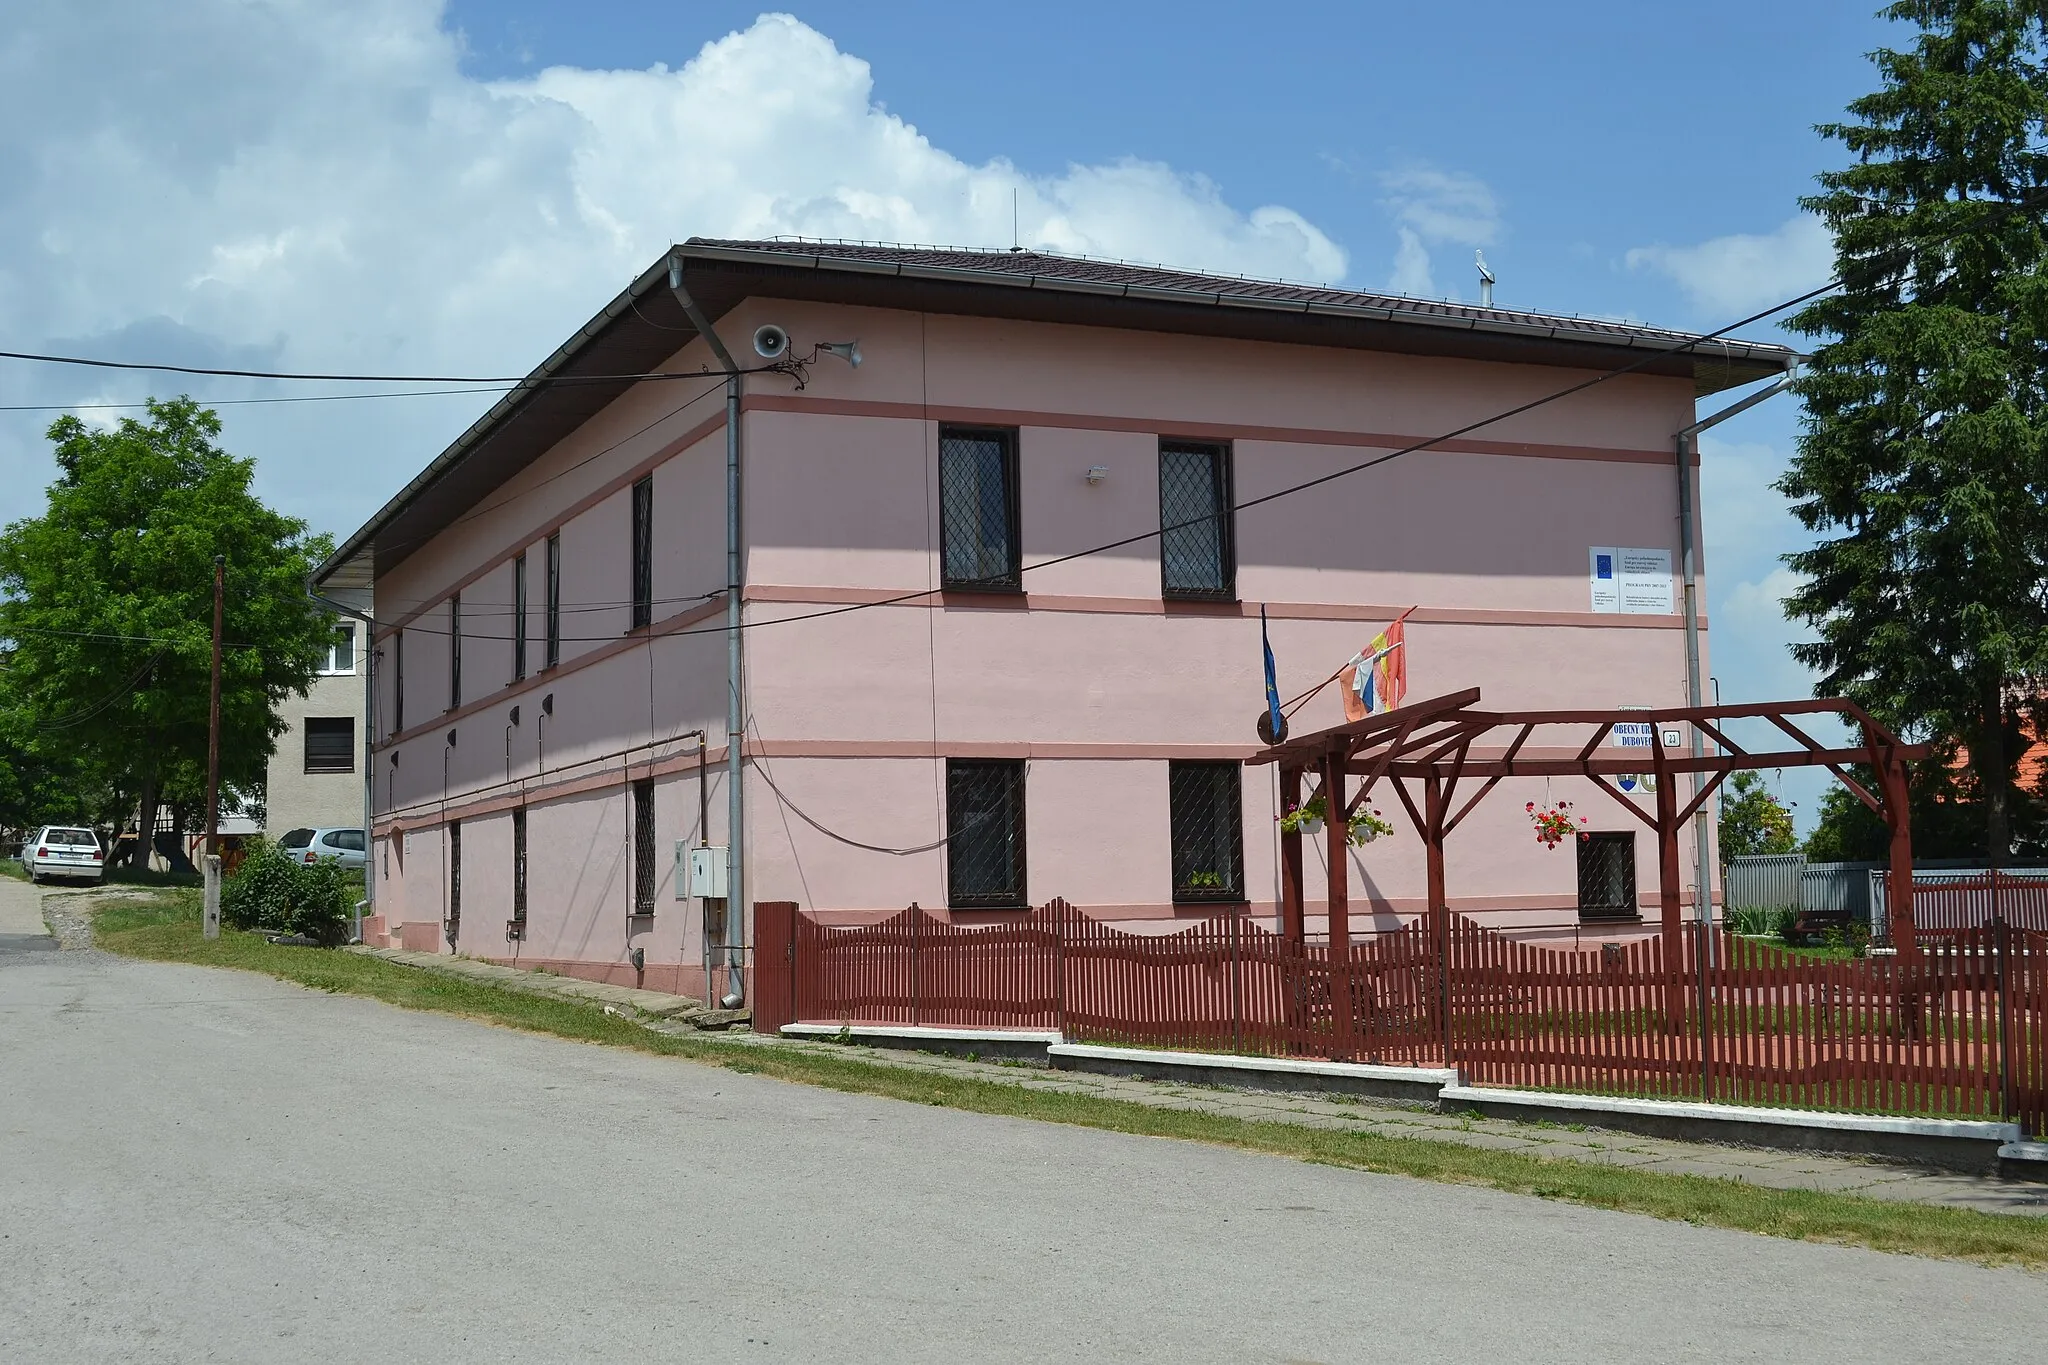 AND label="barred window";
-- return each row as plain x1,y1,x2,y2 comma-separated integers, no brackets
631,476,653,631
512,551,528,682
632,777,656,915
303,717,354,774
545,532,562,670
939,427,1020,591
393,630,404,733
512,808,527,926
448,592,462,710
1159,441,1233,599
1169,761,1244,902
1577,832,1638,920
448,820,463,941
946,759,1026,908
